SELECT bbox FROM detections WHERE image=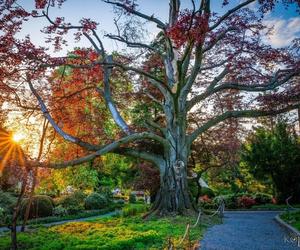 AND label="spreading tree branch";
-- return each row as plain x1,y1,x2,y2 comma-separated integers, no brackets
28,79,100,151
103,0,166,29
32,132,167,169
188,103,300,144
209,0,255,31
187,69,299,110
